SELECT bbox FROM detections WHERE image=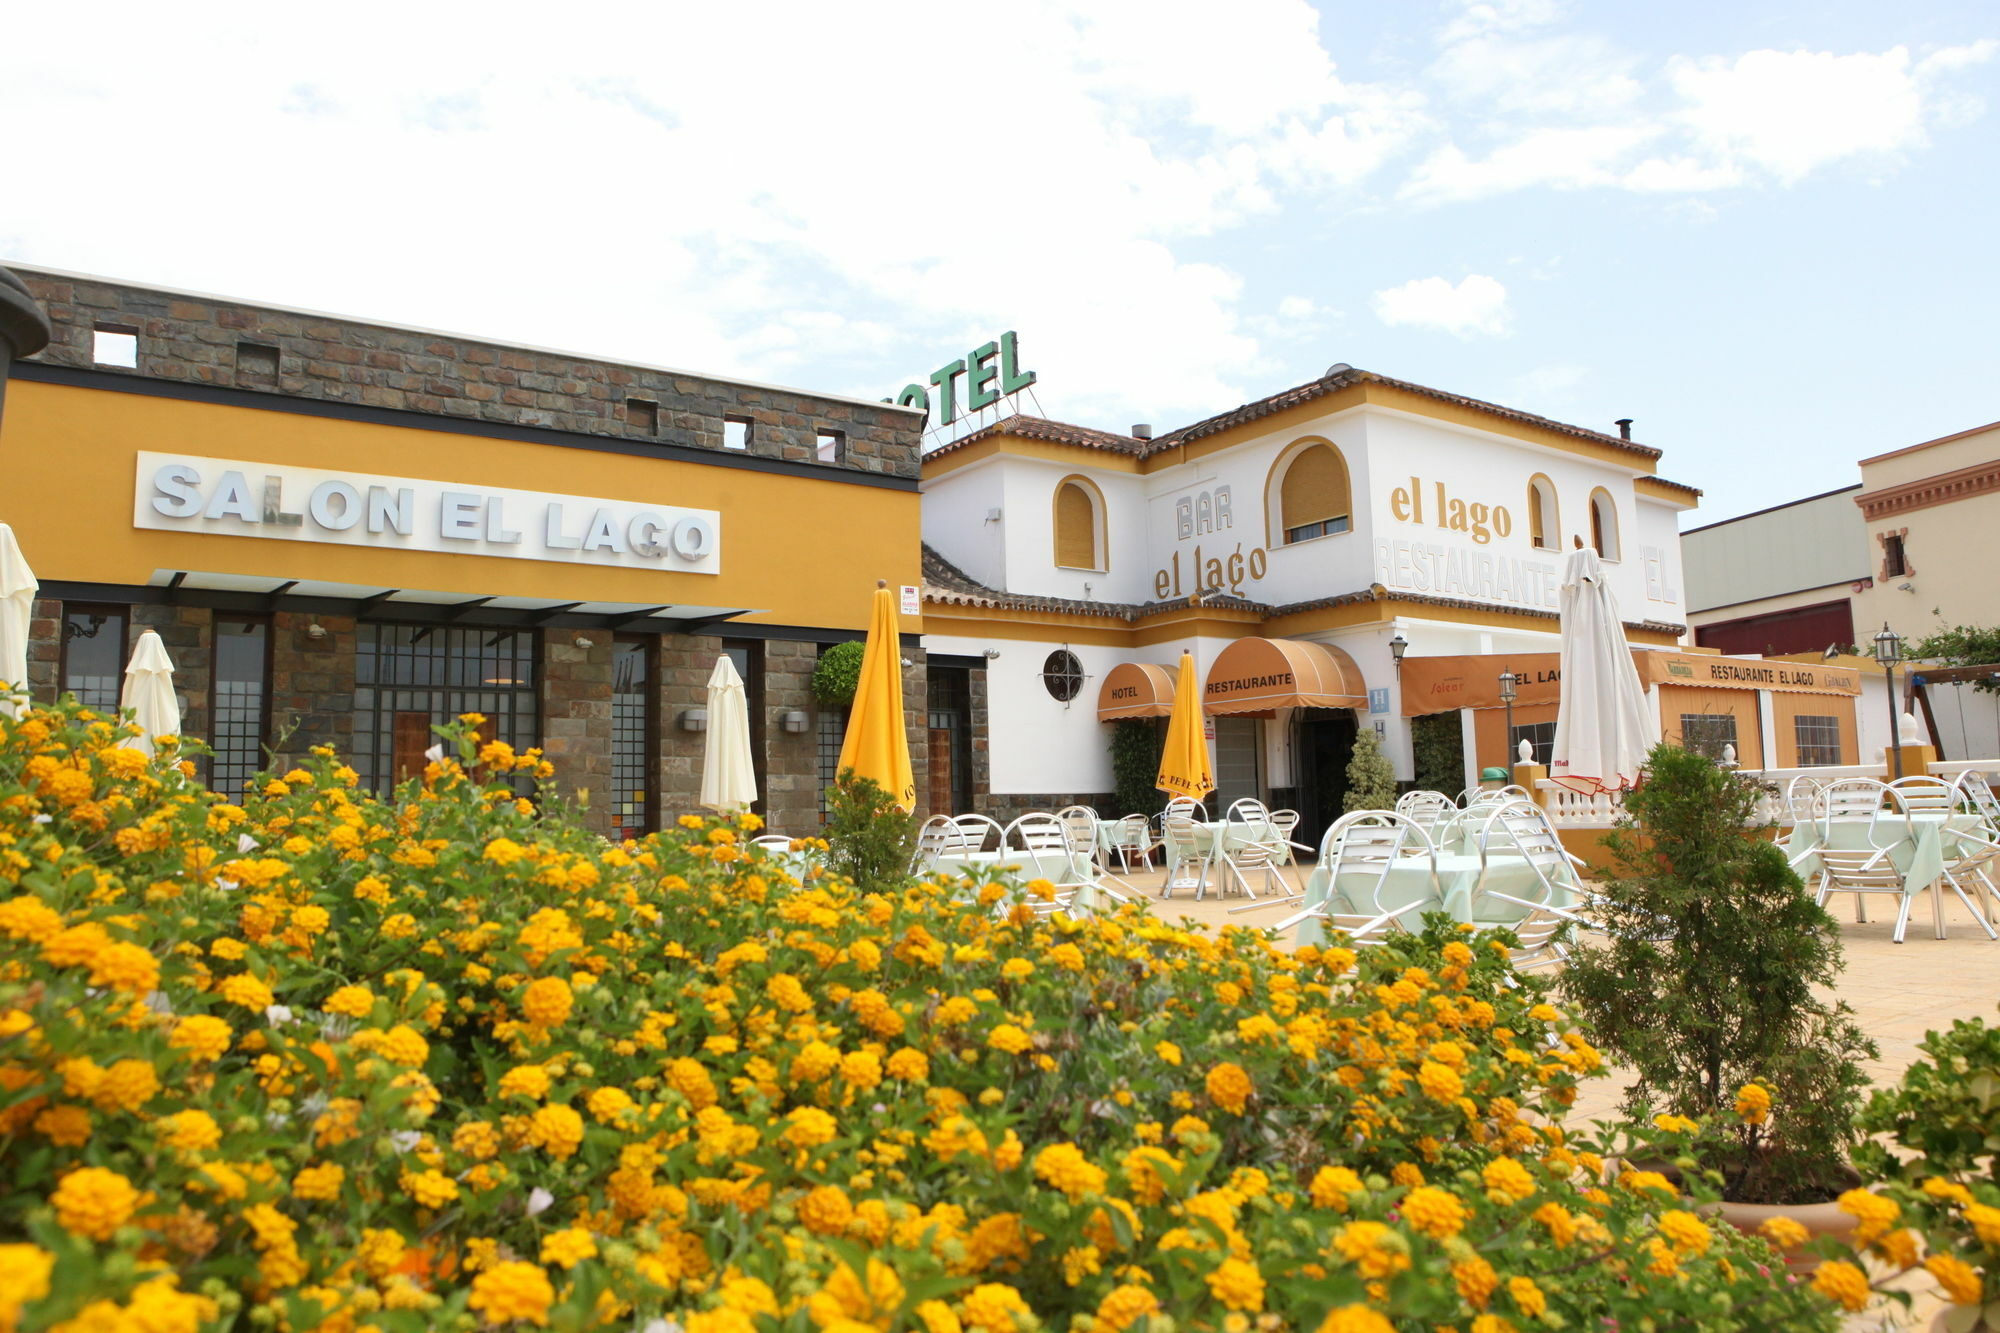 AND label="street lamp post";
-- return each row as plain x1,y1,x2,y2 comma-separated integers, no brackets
1874,623,1905,780
1498,670,1519,772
